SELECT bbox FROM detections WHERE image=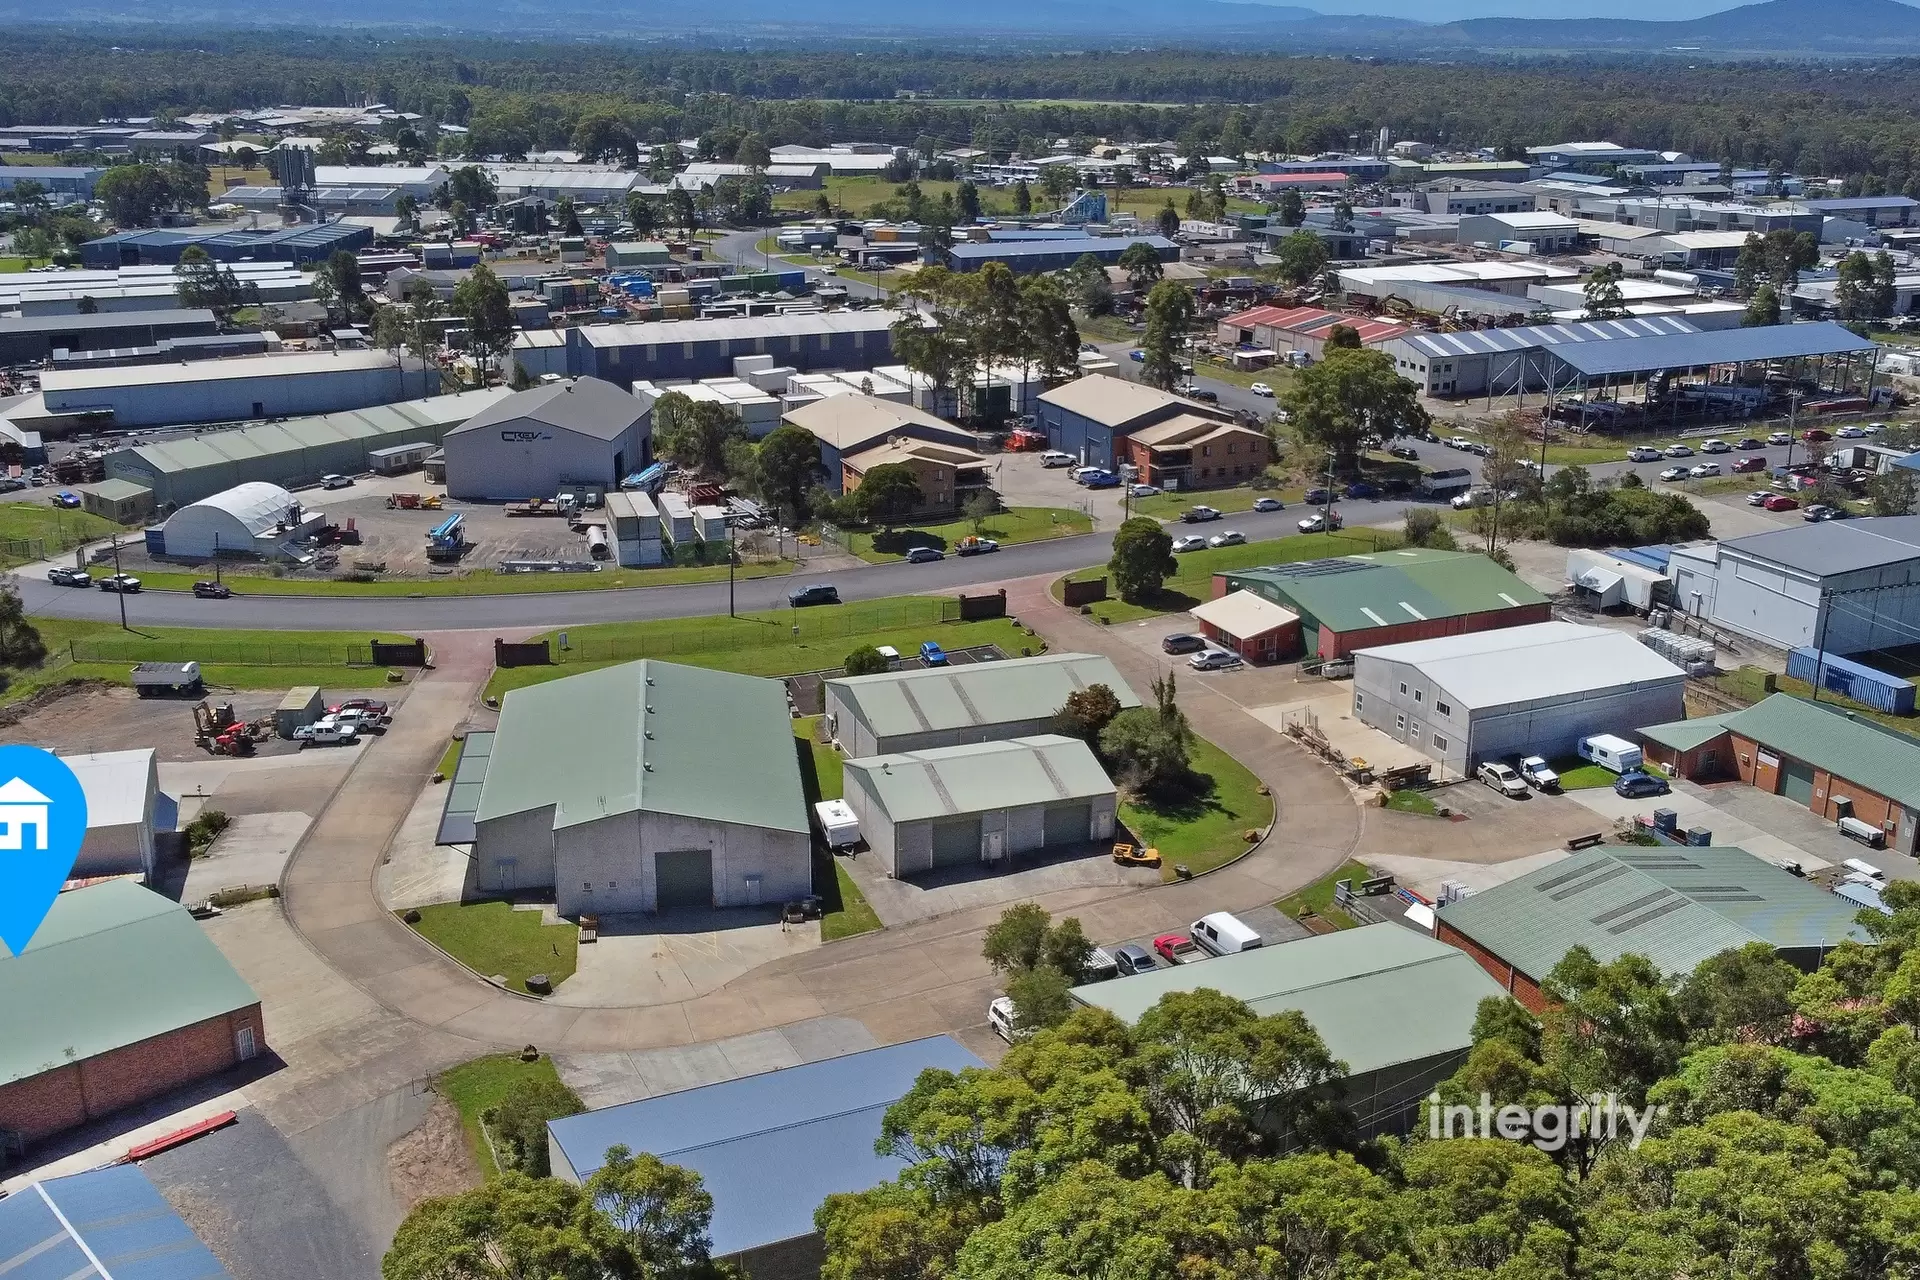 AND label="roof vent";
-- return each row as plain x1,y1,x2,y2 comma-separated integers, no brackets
646,704,654,714
643,762,653,771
